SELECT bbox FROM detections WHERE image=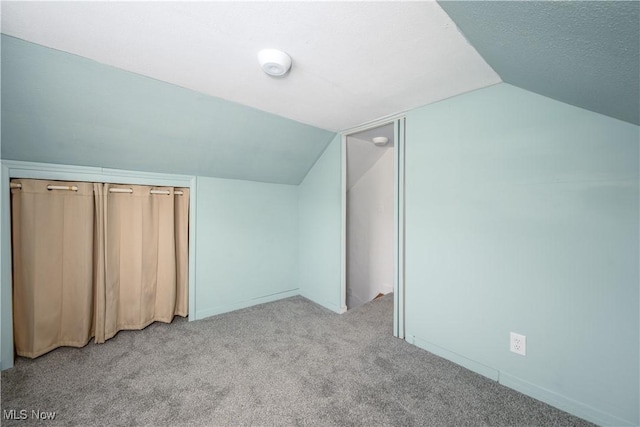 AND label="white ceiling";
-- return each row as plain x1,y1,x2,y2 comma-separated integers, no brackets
0,1,500,132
